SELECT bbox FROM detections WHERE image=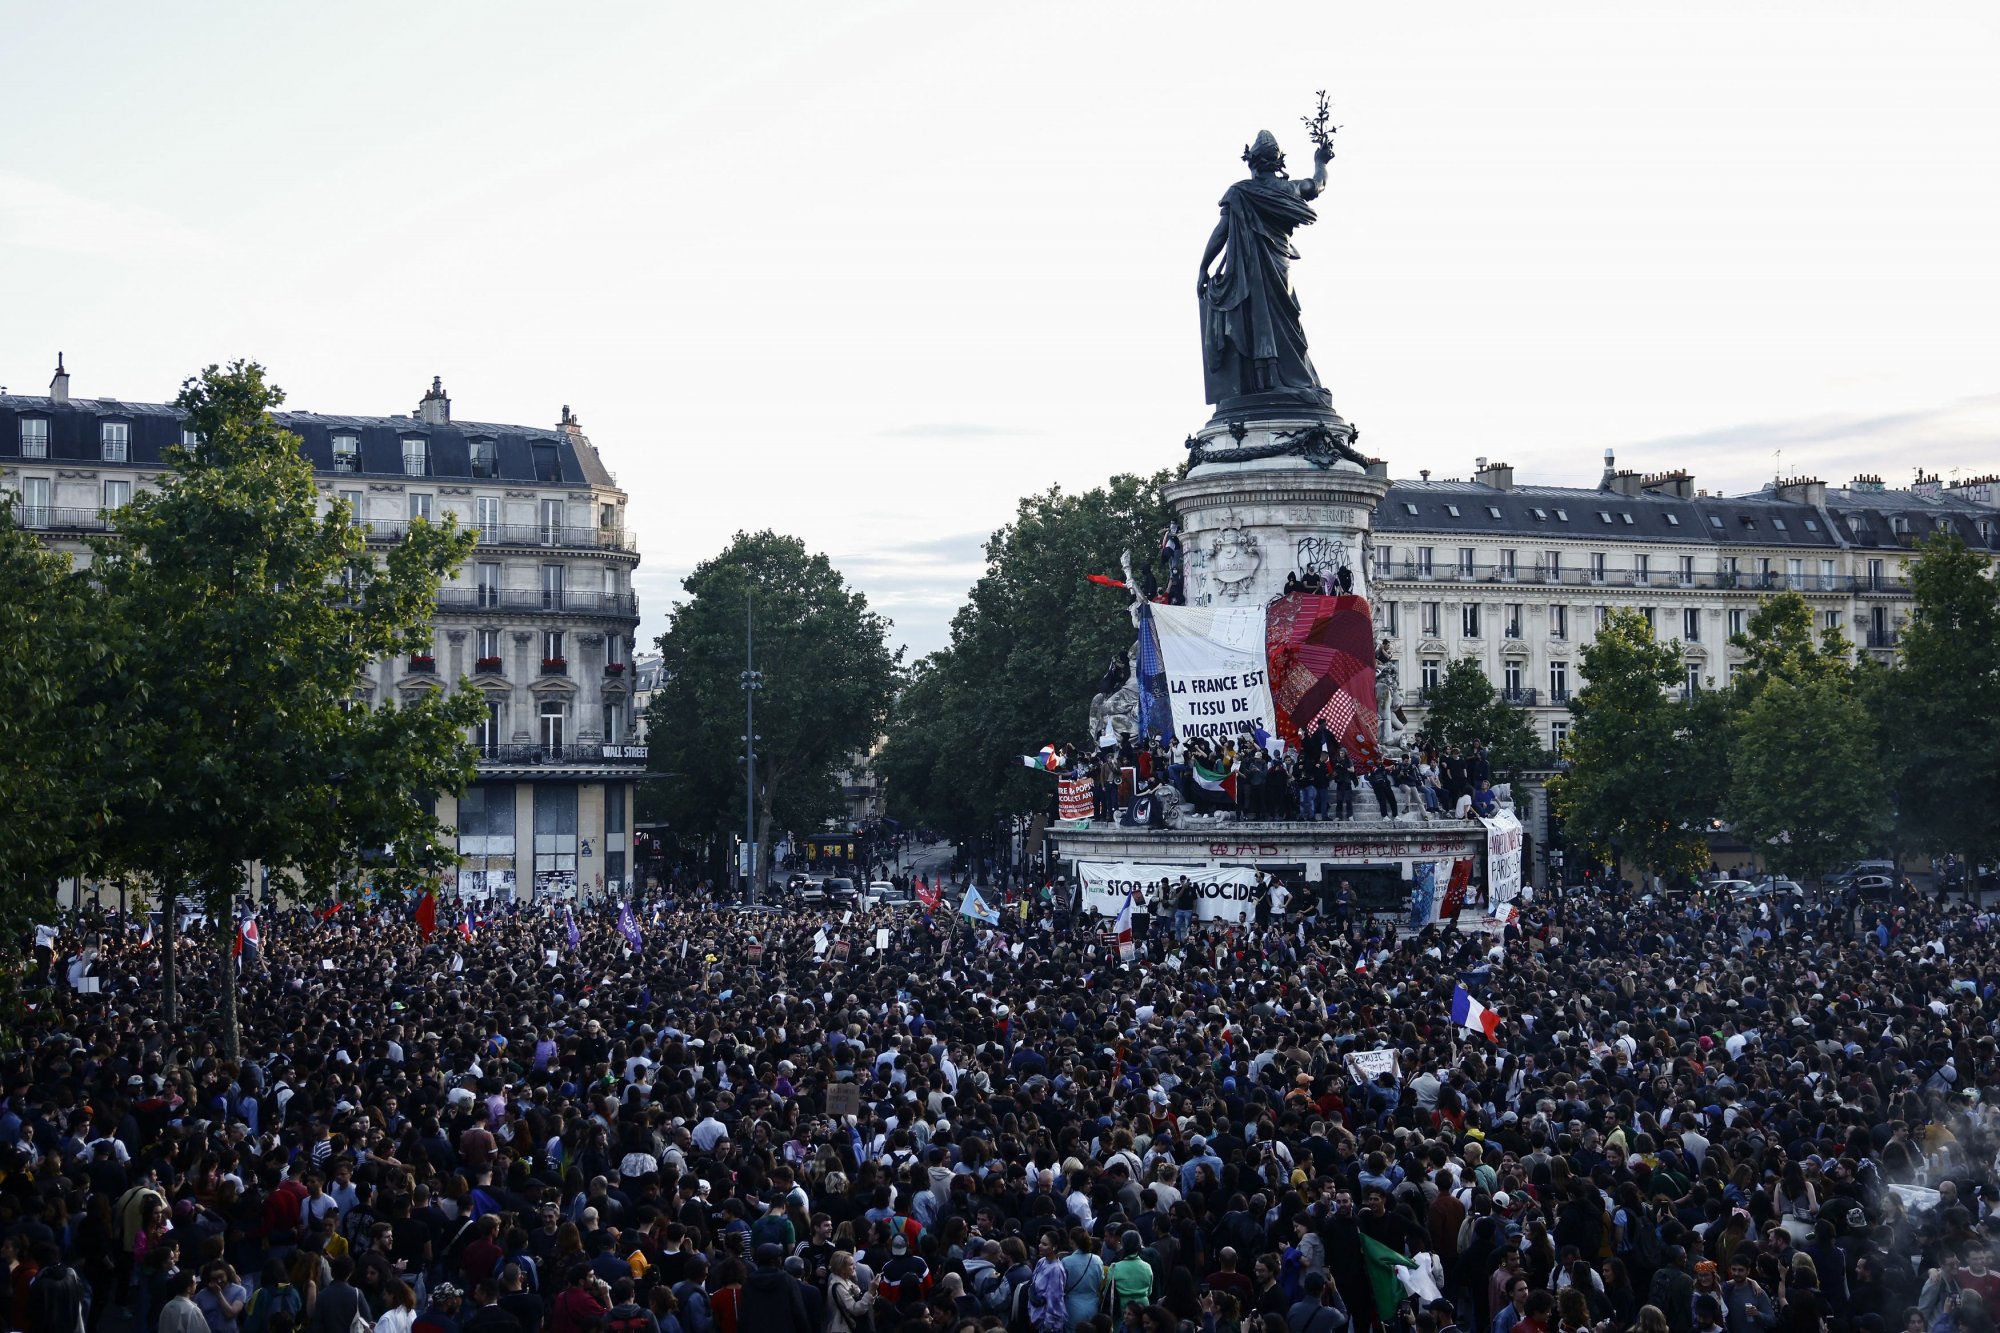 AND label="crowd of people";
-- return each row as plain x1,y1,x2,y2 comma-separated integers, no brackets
5,867,1998,1333
1090,730,1504,825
